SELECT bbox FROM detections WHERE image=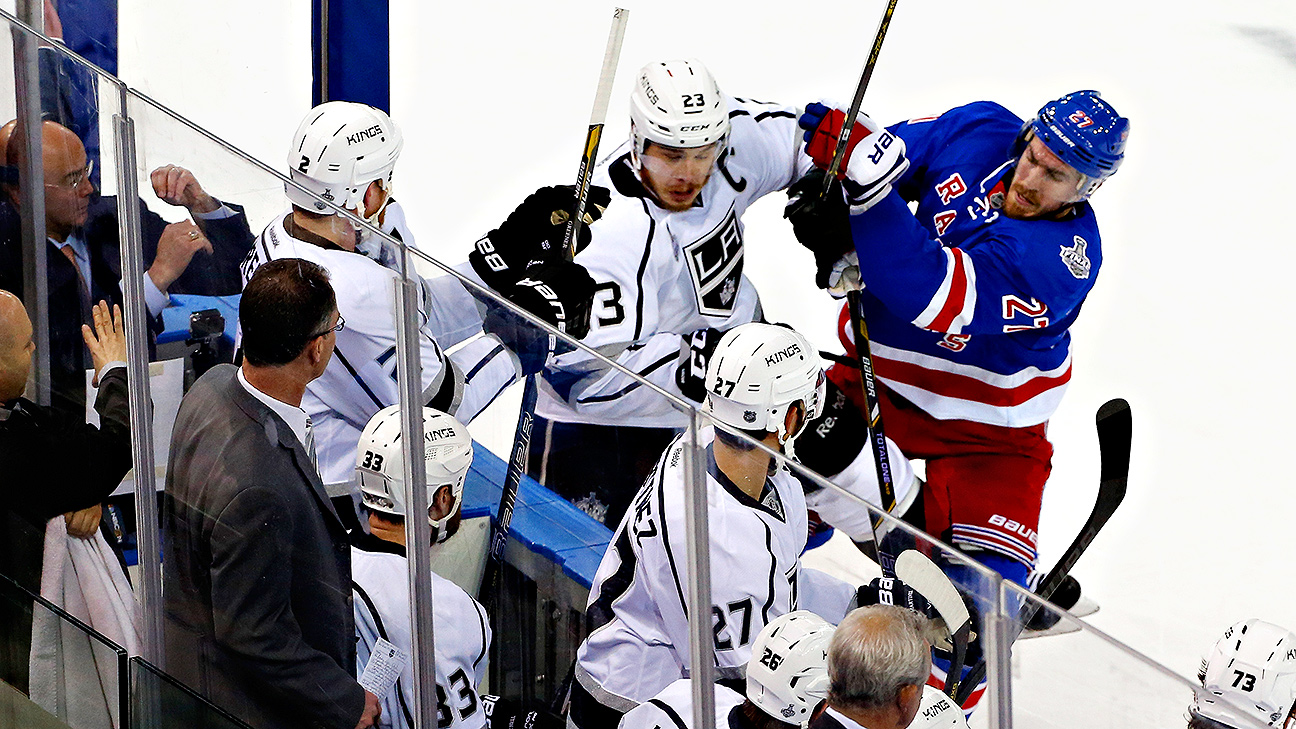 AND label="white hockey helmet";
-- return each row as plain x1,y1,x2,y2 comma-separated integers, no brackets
630,59,730,158
911,686,970,729
705,323,826,446
285,101,403,220
1192,619,1296,729
355,404,474,544
746,611,834,728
